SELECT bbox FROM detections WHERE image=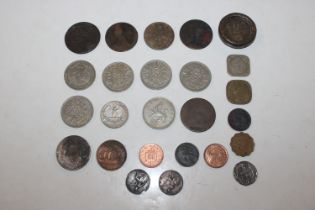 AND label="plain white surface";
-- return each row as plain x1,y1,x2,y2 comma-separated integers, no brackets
0,0,315,209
